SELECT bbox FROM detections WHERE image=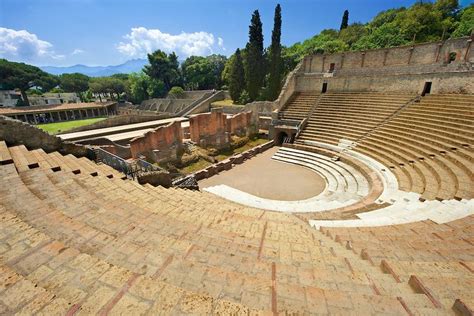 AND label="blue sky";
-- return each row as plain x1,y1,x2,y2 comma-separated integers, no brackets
0,0,472,66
